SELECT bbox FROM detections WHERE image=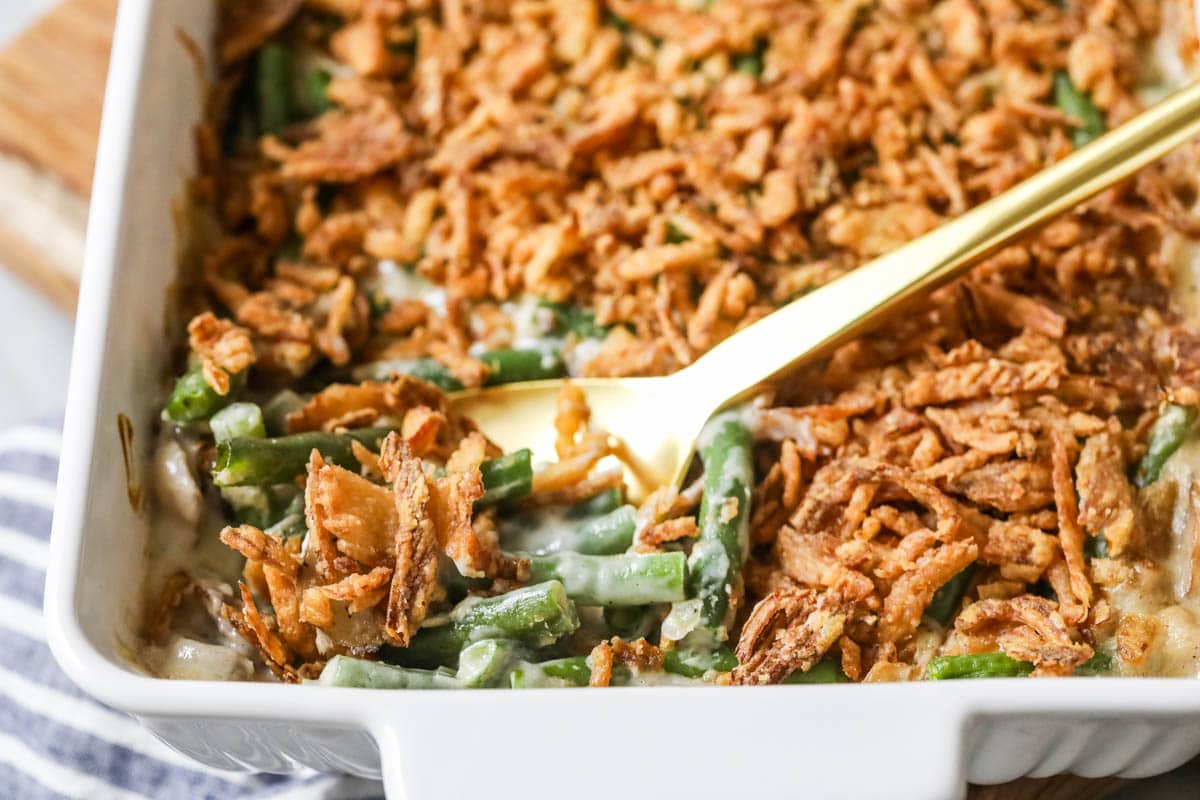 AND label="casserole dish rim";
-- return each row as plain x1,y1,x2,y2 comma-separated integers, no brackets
42,1,1200,796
